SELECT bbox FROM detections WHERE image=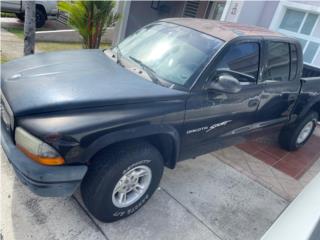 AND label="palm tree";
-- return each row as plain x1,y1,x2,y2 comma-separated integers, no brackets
24,1,36,55
58,1,120,49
